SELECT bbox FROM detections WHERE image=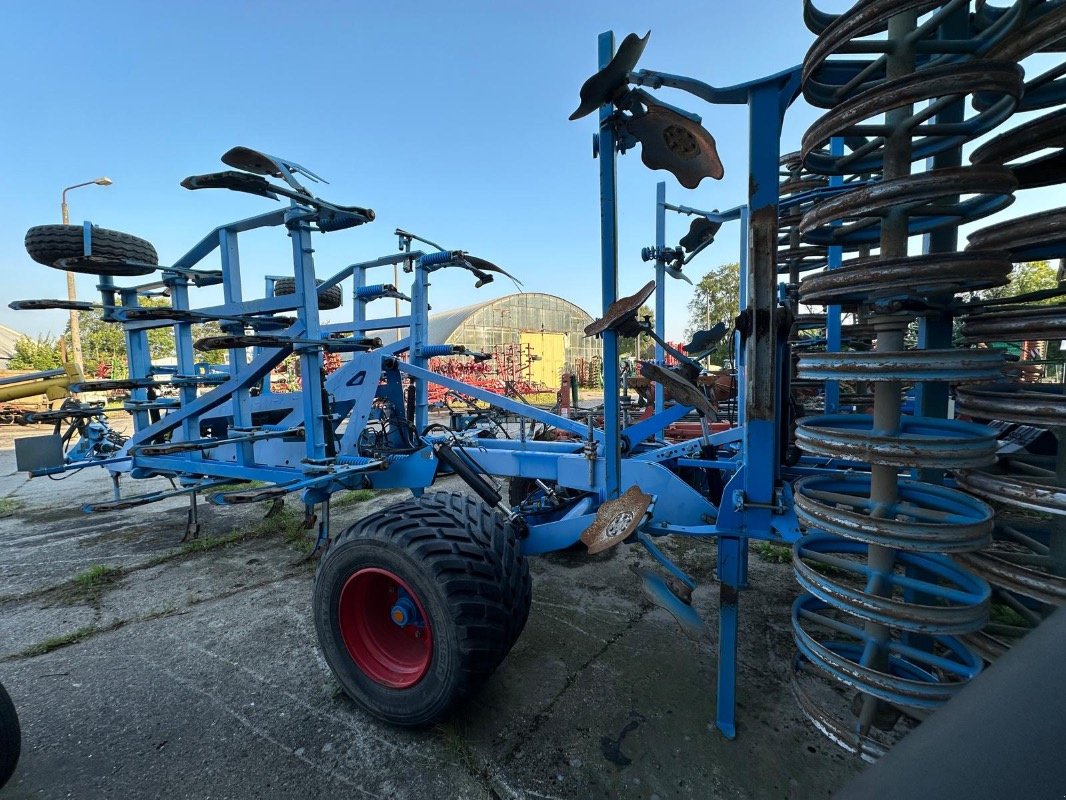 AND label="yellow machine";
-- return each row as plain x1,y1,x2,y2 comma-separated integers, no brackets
0,363,83,406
